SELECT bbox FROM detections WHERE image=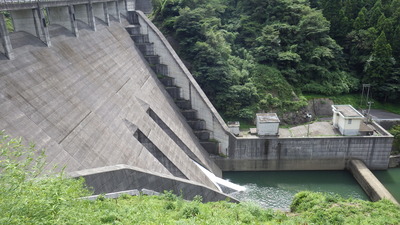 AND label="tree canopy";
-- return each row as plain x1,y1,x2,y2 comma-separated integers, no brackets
152,0,399,122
